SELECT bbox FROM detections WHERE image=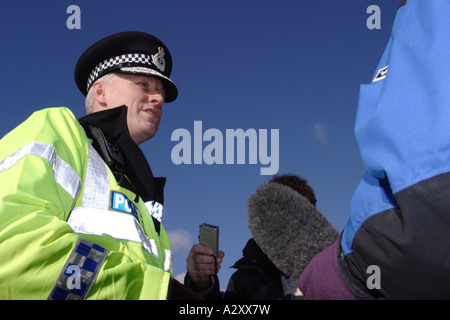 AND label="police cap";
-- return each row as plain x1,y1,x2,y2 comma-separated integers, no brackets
74,31,178,103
